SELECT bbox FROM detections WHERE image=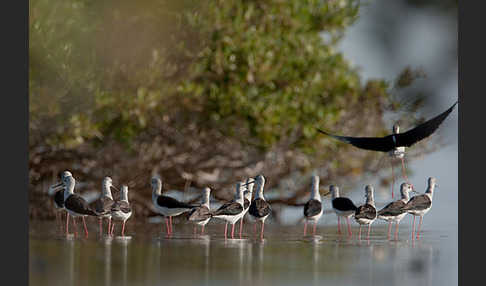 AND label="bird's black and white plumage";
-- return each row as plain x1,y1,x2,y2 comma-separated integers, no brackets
110,185,132,237
188,187,212,226
403,177,437,239
317,101,457,154
63,175,98,217
248,176,271,221
92,177,116,218
331,186,358,216
355,185,377,240
212,182,245,225
403,177,436,216
377,183,414,222
355,185,377,225
330,185,358,236
303,176,323,220
378,182,414,239
302,175,322,235
48,171,73,209
151,177,198,217
248,175,271,239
